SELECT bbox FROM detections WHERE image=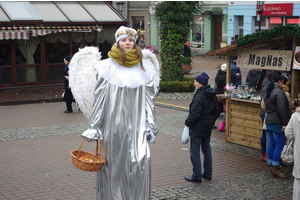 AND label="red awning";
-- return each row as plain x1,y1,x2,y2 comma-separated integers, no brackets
0,26,102,40
0,27,30,40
